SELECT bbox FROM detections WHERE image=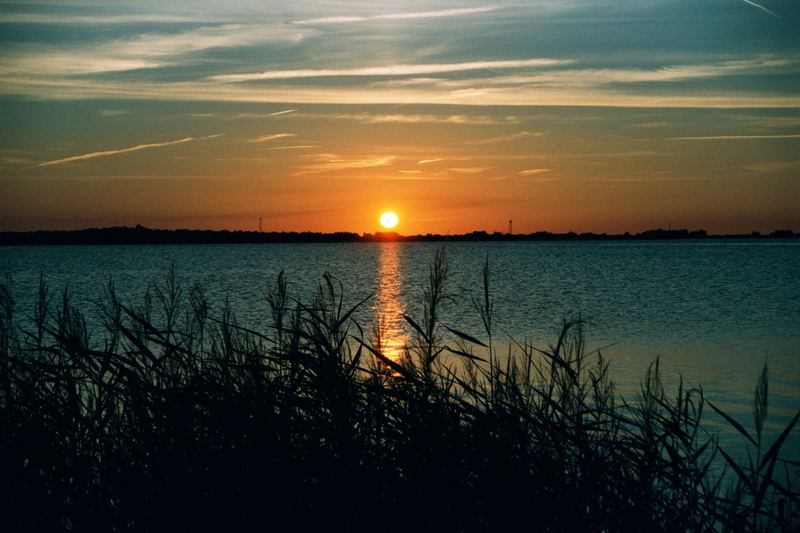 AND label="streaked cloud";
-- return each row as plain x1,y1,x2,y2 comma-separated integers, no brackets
3,75,798,107
293,155,395,175
267,109,298,117
519,168,551,176
100,110,131,117
0,13,211,25
448,167,492,174
415,57,793,90
294,6,499,25
1,24,312,76
250,133,296,143
467,131,543,145
36,135,223,168
5,53,794,108
266,145,319,150
742,0,779,18
209,59,570,82
0,156,32,167
667,134,800,141
303,112,518,125
226,110,298,120
744,161,800,173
